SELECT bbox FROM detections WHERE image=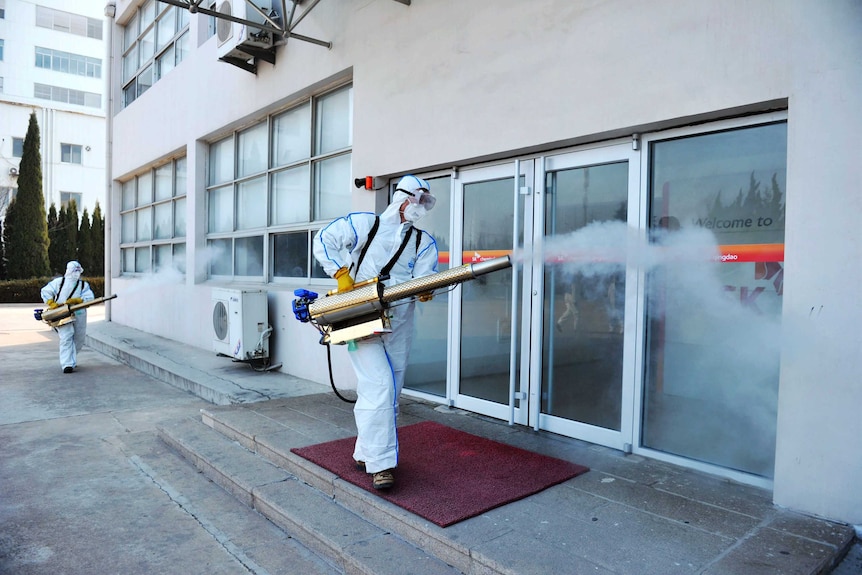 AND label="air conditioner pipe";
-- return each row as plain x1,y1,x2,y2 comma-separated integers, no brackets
293,255,512,344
